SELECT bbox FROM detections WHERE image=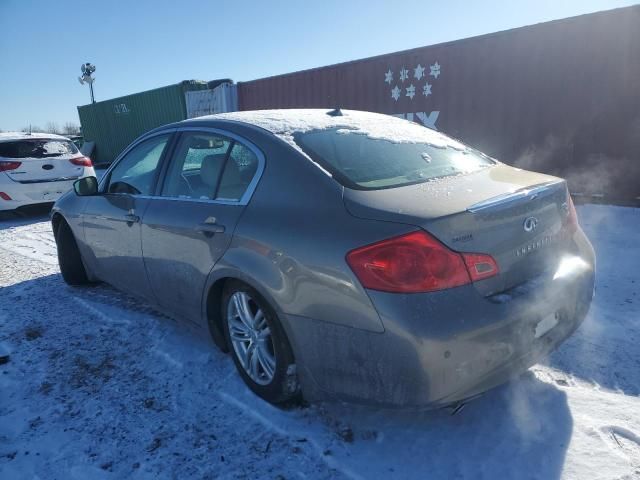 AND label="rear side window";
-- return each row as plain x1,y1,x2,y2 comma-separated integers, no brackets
161,133,232,199
216,143,259,201
0,139,79,158
294,128,494,190
161,132,260,202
